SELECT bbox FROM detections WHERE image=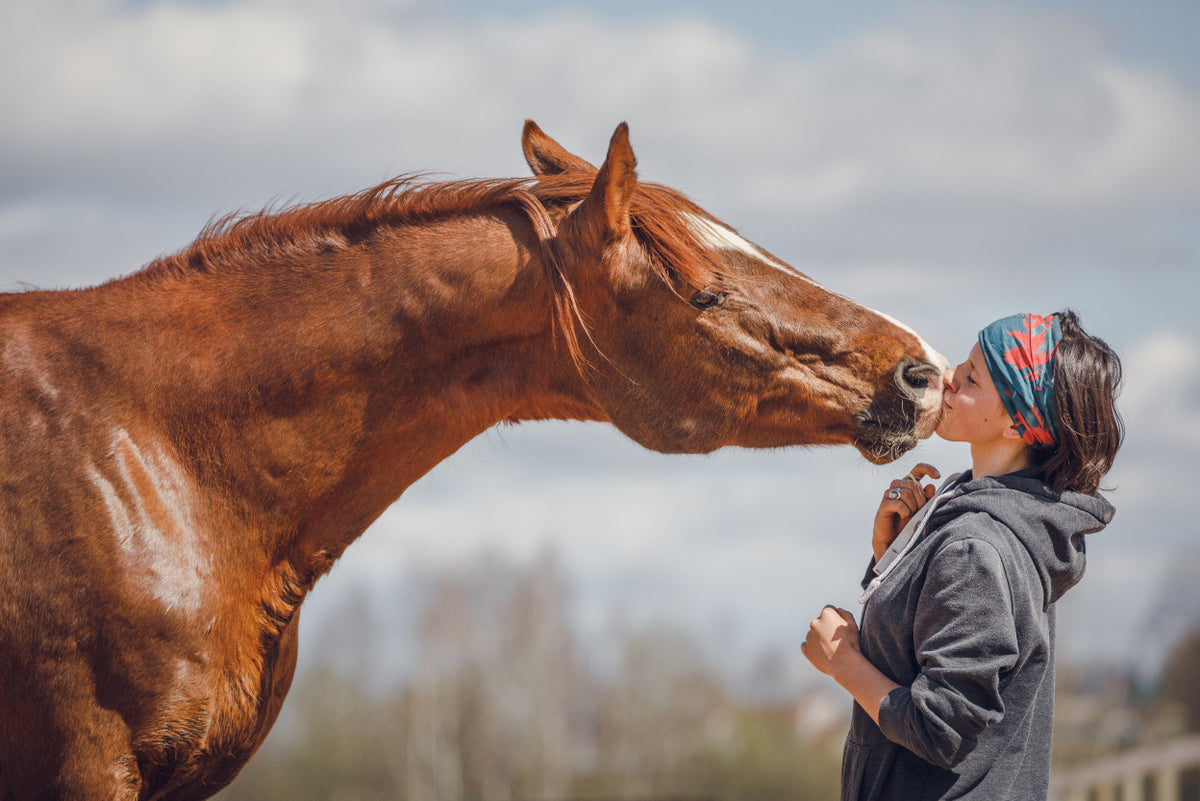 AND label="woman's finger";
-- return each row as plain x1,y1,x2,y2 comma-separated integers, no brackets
907,463,942,482
885,464,942,507
884,479,921,511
